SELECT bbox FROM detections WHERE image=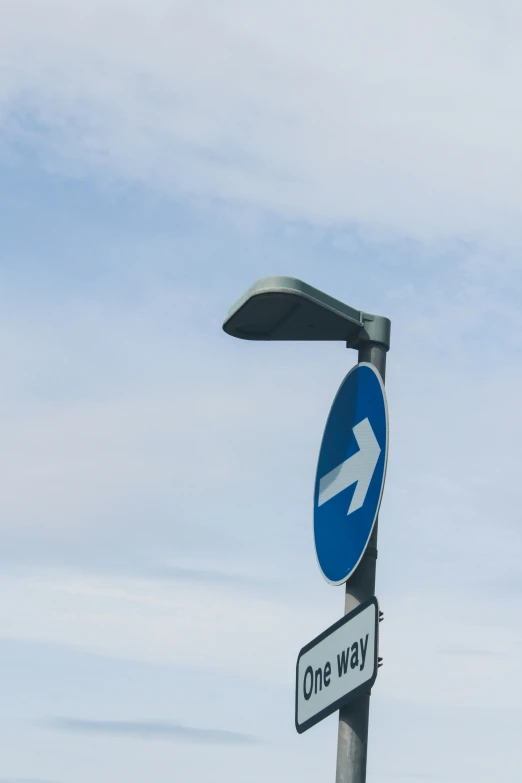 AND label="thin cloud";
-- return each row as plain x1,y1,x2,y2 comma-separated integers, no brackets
438,647,499,658
40,717,258,745
3,0,522,240
0,779,62,783
144,563,276,589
